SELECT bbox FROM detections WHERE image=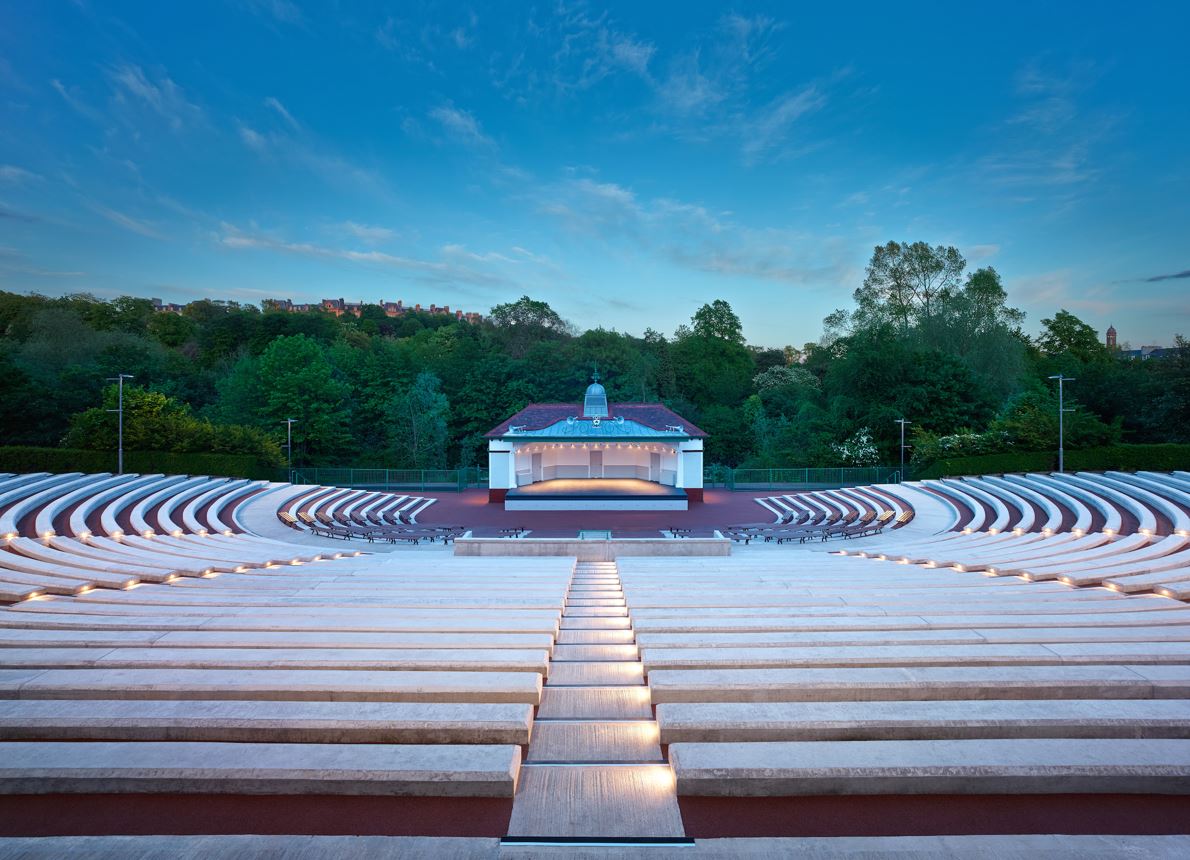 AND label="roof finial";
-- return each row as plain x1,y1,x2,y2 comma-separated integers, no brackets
591,363,600,384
